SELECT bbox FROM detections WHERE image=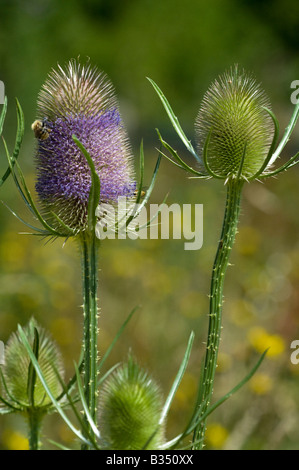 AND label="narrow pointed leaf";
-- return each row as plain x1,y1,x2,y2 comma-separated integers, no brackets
261,150,299,178
268,101,299,167
72,135,101,232
250,107,280,179
147,78,200,162
27,327,39,407
97,306,139,375
159,331,195,425
156,129,207,177
202,129,224,179
134,140,145,204
0,96,7,136
47,440,72,450
0,98,24,186
74,362,101,439
199,349,268,423
125,152,161,228
0,200,52,234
